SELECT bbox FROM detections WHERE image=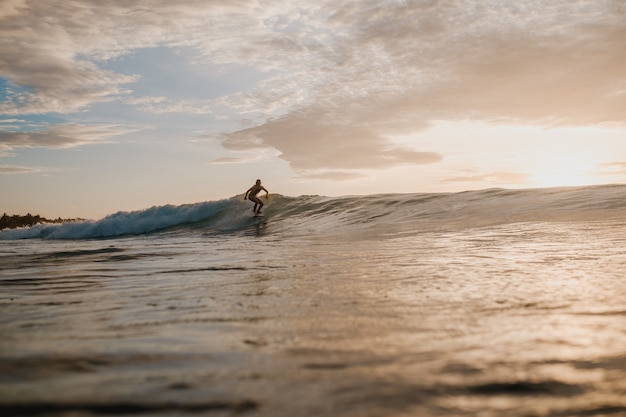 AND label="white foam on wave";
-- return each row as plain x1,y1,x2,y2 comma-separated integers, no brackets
0,198,238,240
